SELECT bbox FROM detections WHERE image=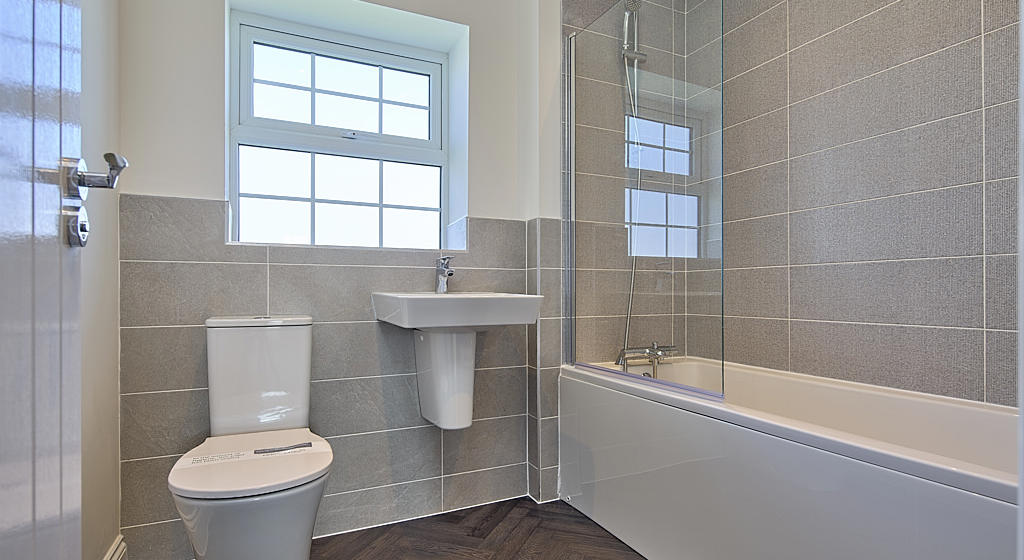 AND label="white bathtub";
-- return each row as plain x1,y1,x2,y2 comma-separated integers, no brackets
560,359,1018,560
